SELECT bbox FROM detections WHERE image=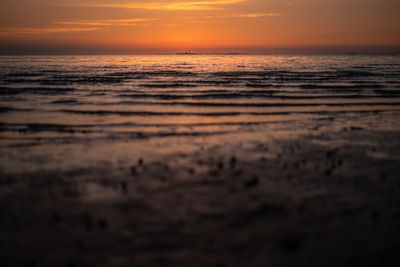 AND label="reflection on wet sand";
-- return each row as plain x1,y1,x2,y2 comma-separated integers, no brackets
1,55,400,266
